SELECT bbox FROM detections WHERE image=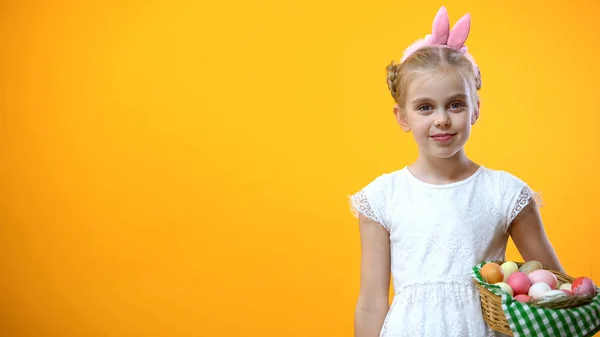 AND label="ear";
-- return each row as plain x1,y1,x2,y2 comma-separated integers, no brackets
471,100,480,125
393,104,411,132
